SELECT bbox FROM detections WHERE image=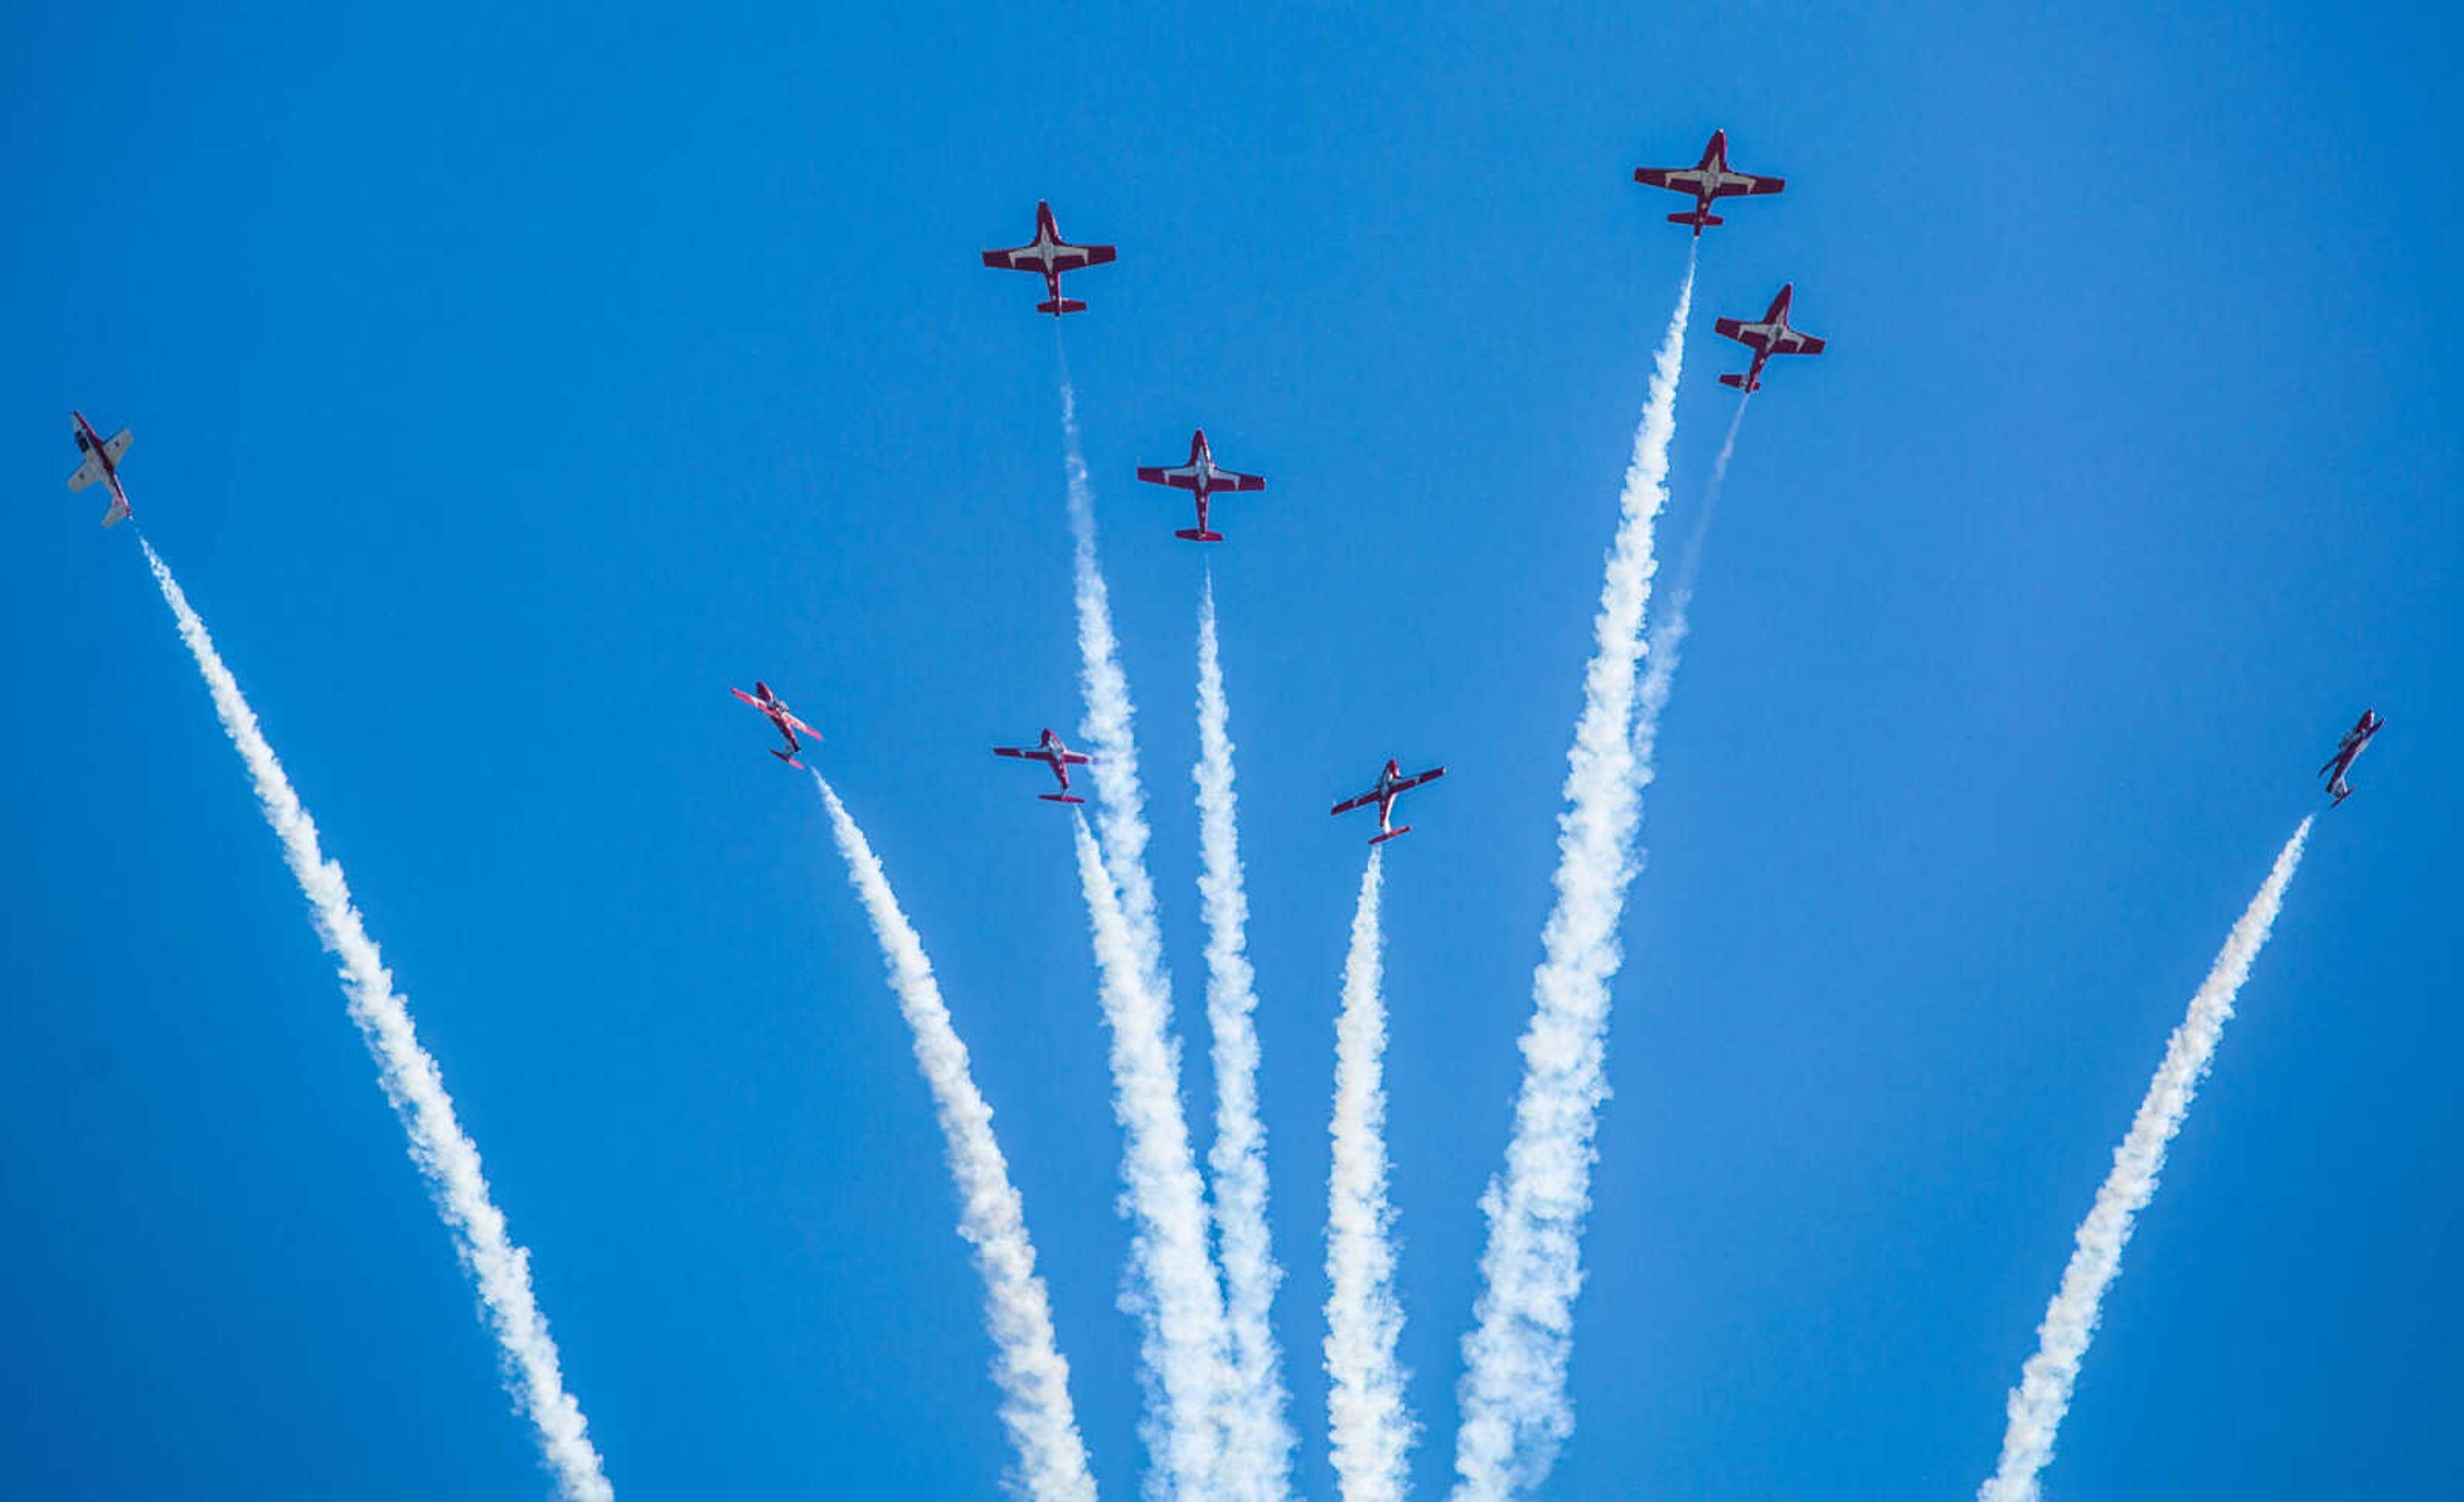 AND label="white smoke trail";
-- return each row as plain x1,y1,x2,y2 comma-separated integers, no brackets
1194,571,1297,1502
1070,811,1231,1502
813,775,1100,1502
1057,358,1172,1010
139,539,613,1502
1632,396,1748,774
1326,850,1416,1502
1978,818,2314,1502
1450,249,1697,1502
